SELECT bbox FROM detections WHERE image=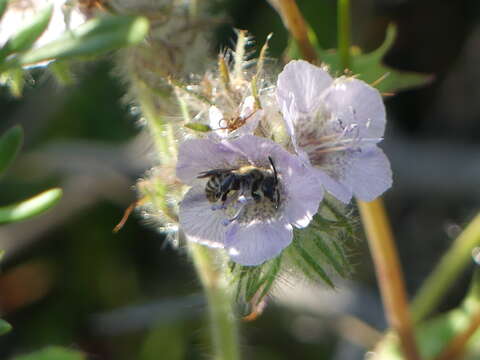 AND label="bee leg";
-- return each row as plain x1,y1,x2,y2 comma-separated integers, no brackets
221,191,230,202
